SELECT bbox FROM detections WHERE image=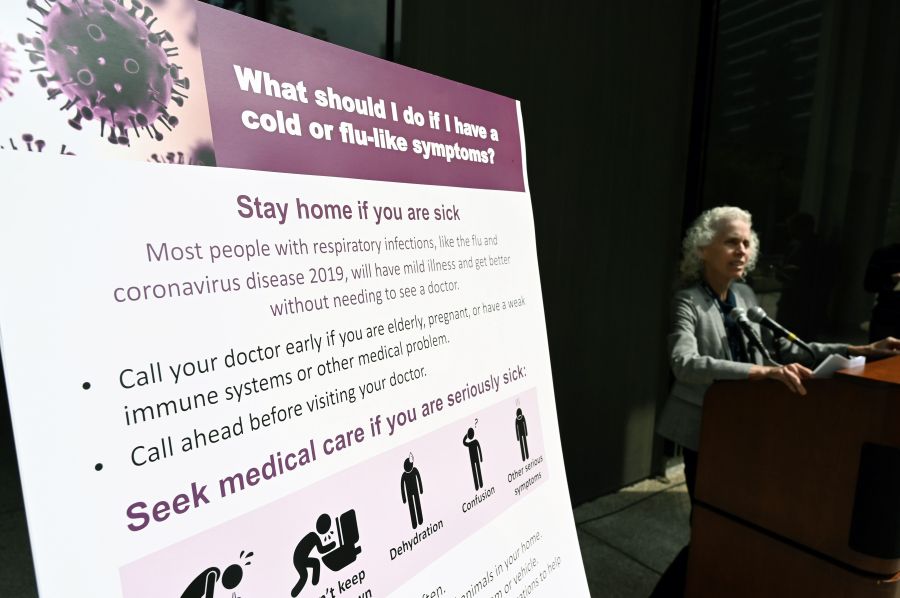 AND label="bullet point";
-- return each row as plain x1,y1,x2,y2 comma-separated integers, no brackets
82,382,91,390
94,463,103,471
